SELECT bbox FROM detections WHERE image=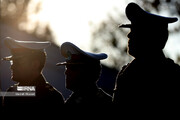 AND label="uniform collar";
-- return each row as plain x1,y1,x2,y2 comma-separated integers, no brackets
18,74,47,86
